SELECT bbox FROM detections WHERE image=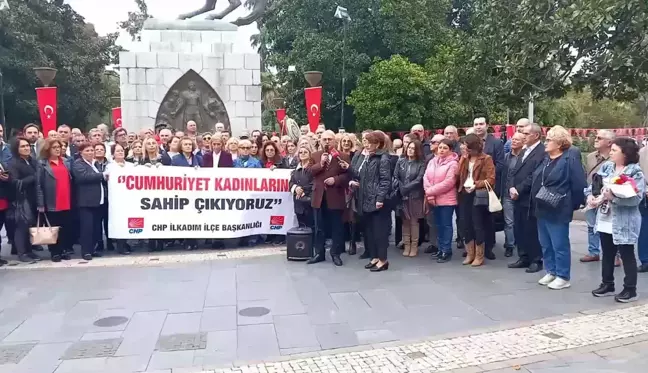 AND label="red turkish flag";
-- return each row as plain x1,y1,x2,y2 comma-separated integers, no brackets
304,86,322,133
112,107,122,128
276,108,286,135
35,87,57,134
